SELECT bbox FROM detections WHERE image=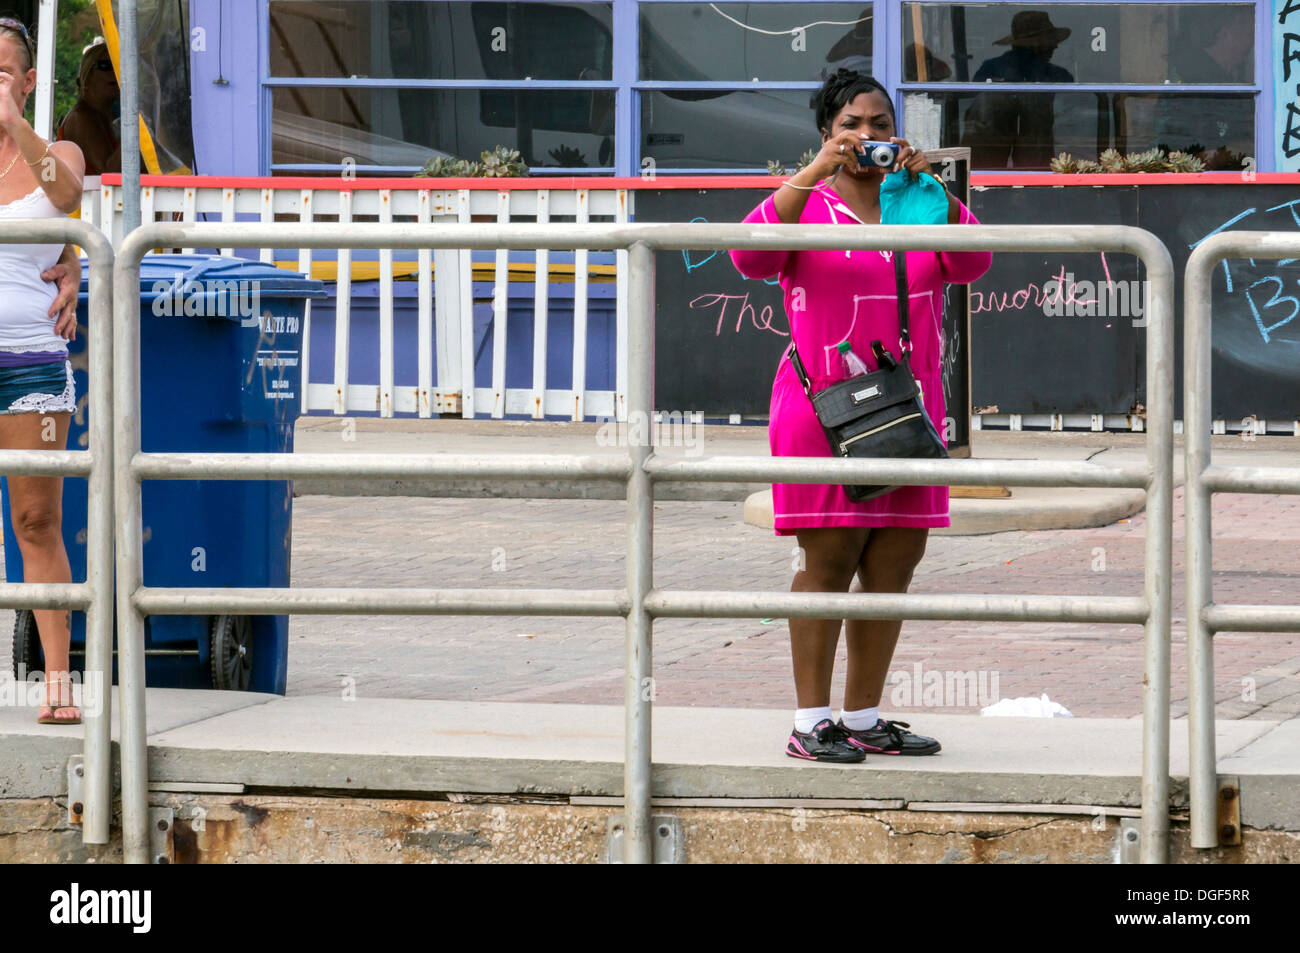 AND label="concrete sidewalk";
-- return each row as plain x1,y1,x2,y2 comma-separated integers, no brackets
292,418,1300,534
3,689,1297,832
